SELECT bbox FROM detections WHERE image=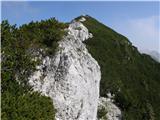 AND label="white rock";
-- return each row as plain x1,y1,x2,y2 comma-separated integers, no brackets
98,97,122,120
68,21,92,41
79,17,86,22
107,92,112,98
29,19,101,120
